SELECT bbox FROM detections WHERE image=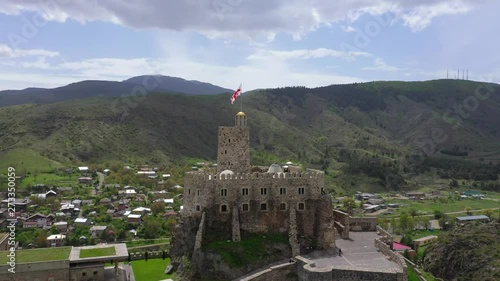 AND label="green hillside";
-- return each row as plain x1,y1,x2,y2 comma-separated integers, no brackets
1,79,499,192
